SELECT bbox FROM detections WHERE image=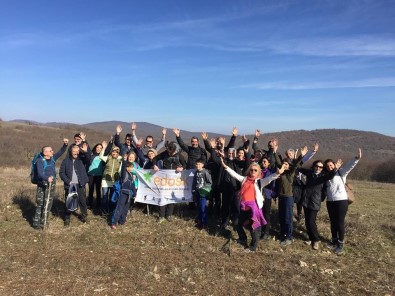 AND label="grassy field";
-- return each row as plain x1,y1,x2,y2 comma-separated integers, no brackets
0,167,394,296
